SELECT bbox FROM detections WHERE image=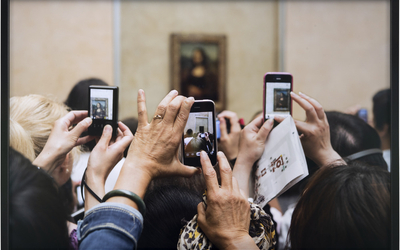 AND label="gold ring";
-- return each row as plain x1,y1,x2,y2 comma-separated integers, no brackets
153,114,163,120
